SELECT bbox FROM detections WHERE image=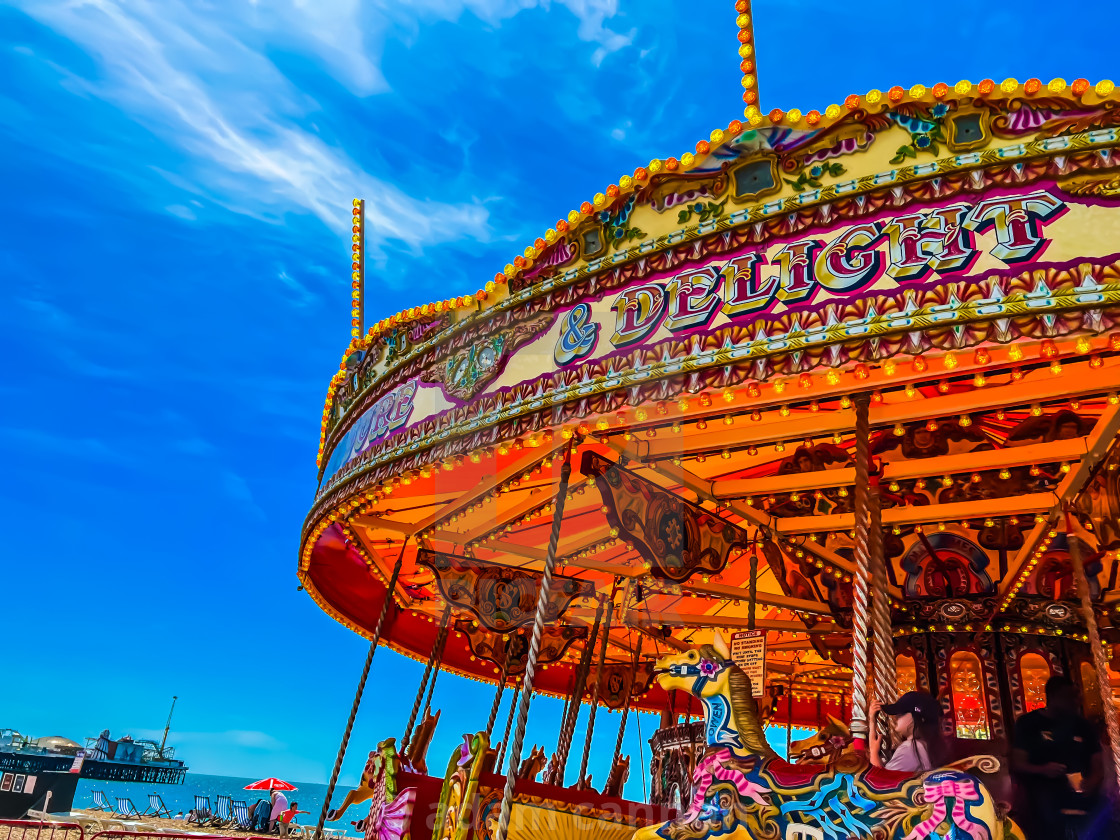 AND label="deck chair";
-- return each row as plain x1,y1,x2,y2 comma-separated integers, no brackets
231,800,253,831
116,798,144,819
92,790,114,812
211,794,233,827
187,795,212,825
145,793,172,818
